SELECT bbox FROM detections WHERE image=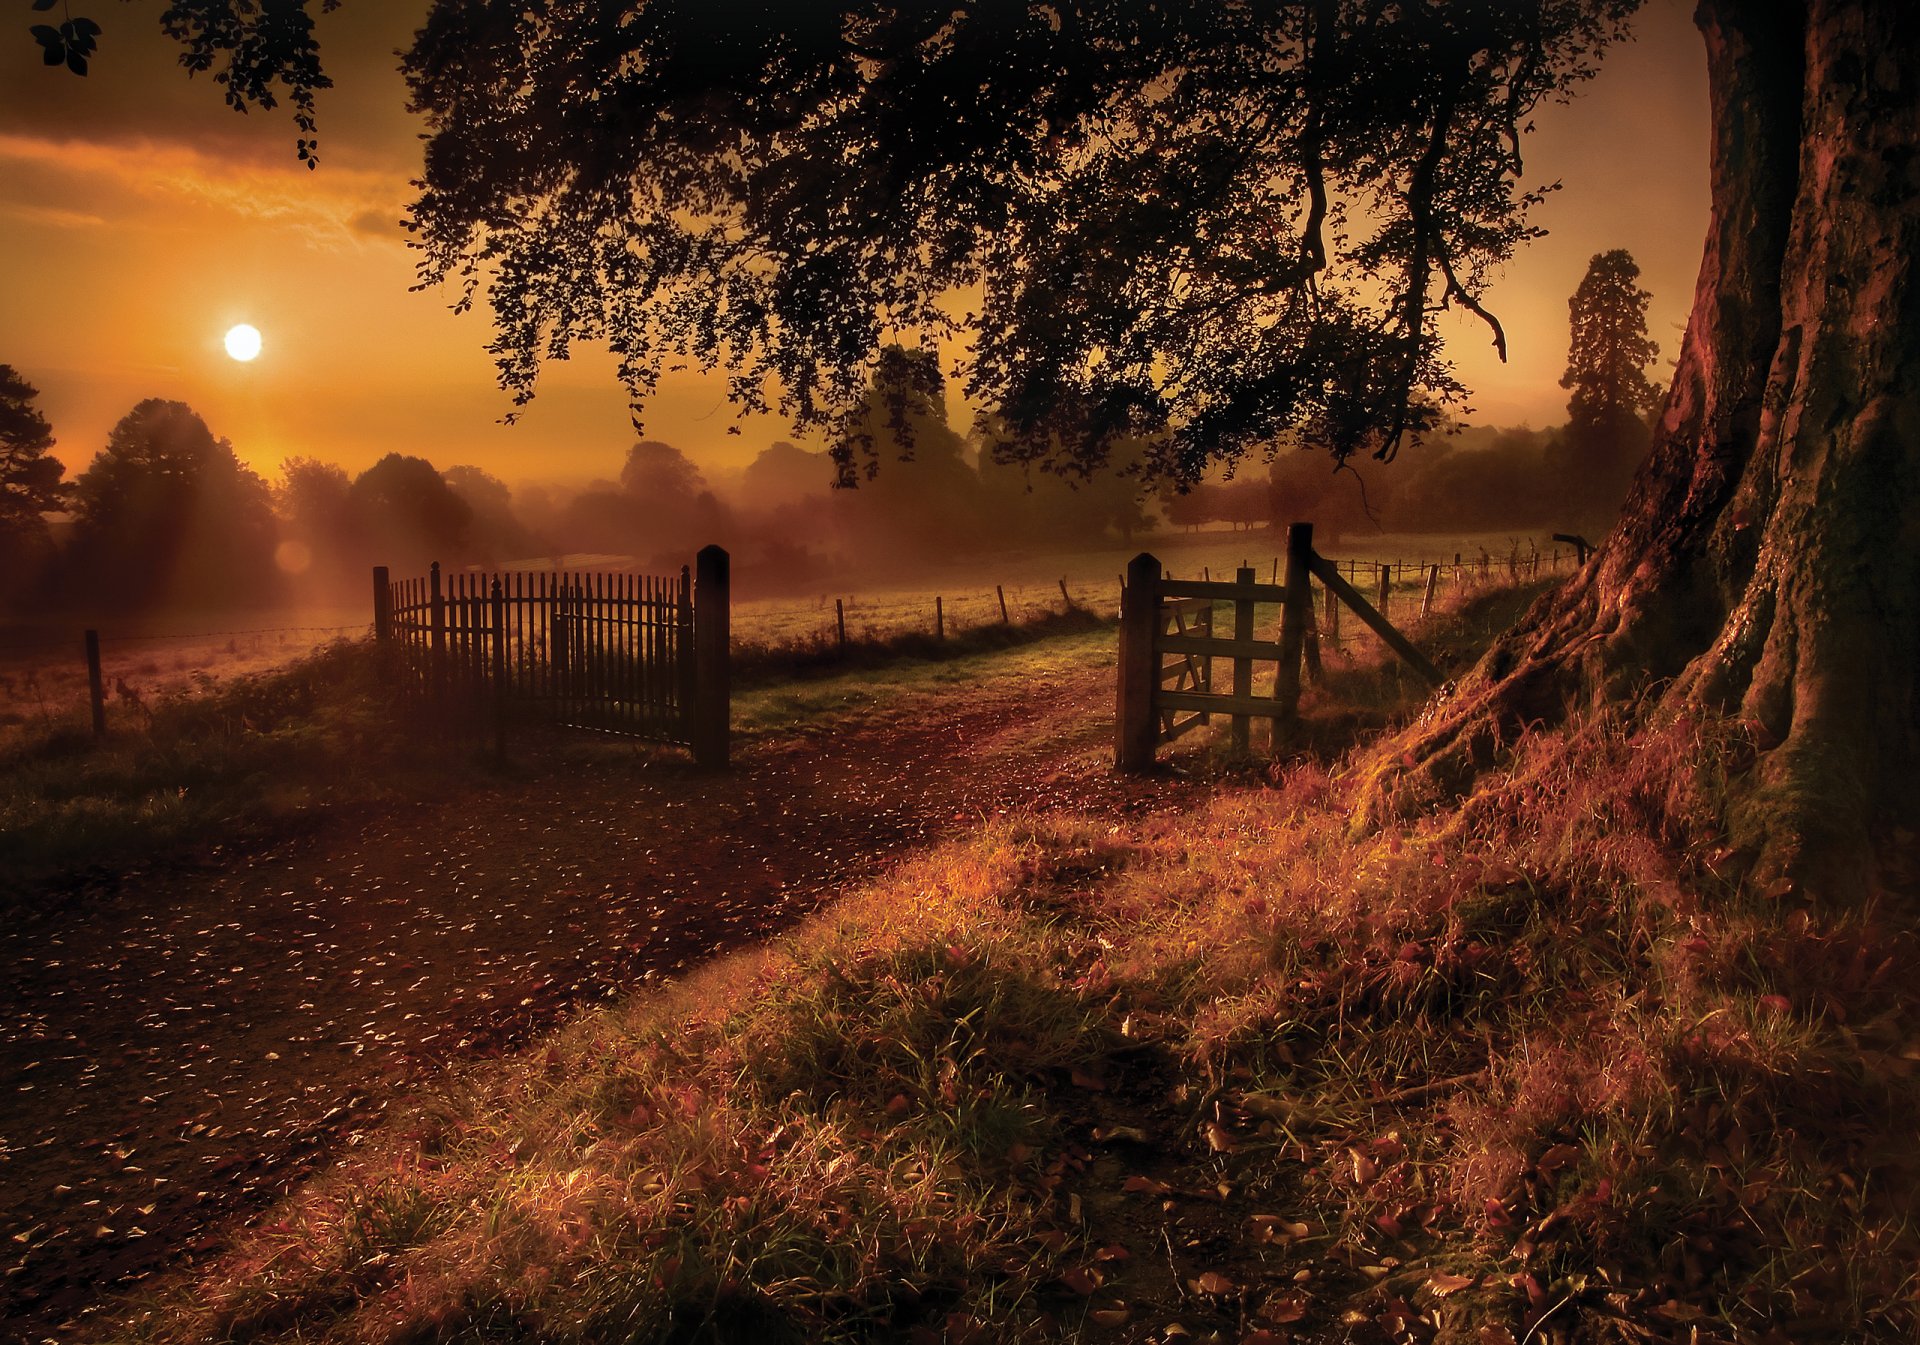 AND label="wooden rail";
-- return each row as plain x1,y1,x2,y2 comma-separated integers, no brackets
1116,522,1450,771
